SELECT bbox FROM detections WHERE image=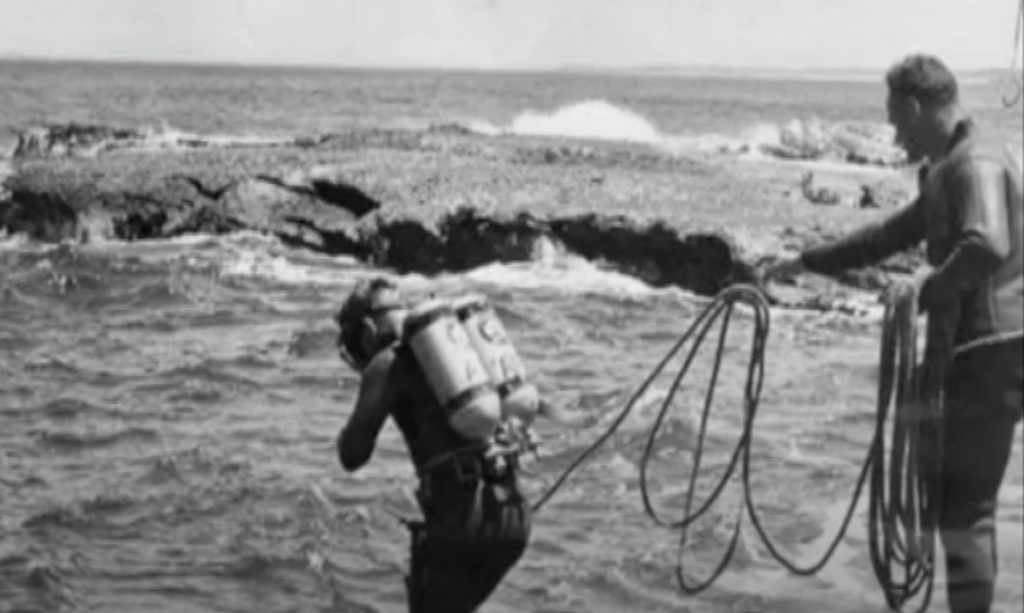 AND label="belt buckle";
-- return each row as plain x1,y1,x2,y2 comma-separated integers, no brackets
453,454,482,484
483,452,515,480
